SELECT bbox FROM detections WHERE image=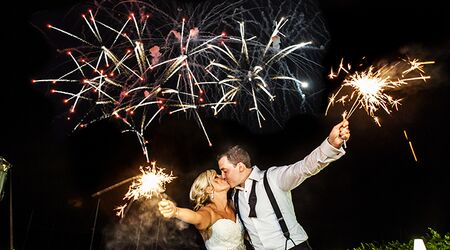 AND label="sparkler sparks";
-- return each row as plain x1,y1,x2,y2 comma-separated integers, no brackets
326,57,434,126
404,130,418,162
115,162,176,218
